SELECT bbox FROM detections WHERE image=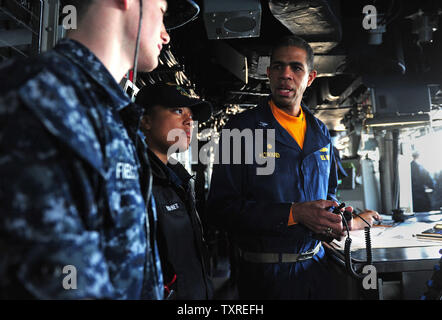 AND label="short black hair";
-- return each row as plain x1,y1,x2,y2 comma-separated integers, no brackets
60,0,95,21
270,35,315,72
